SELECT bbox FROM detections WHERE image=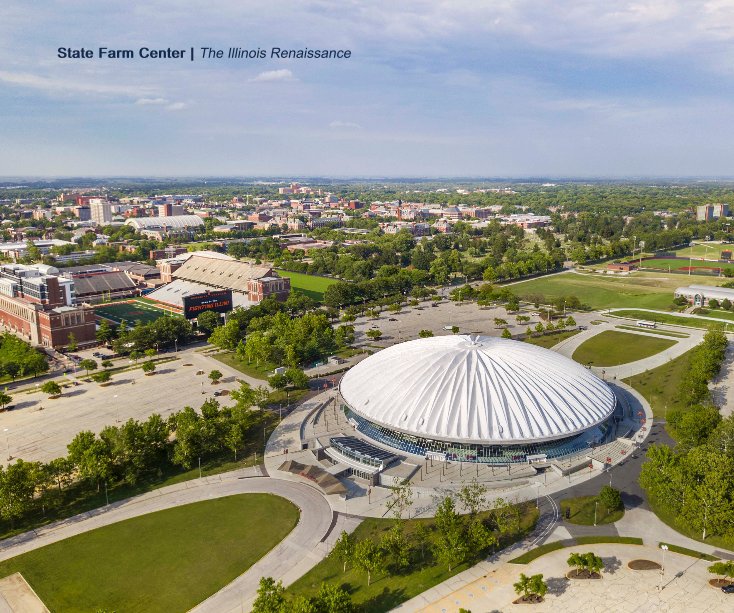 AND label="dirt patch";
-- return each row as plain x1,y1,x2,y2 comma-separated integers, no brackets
513,595,544,604
567,569,602,580
628,559,662,571
709,579,734,588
